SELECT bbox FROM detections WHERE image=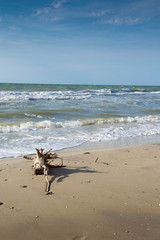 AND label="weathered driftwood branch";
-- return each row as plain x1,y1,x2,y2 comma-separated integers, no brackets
24,148,64,193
